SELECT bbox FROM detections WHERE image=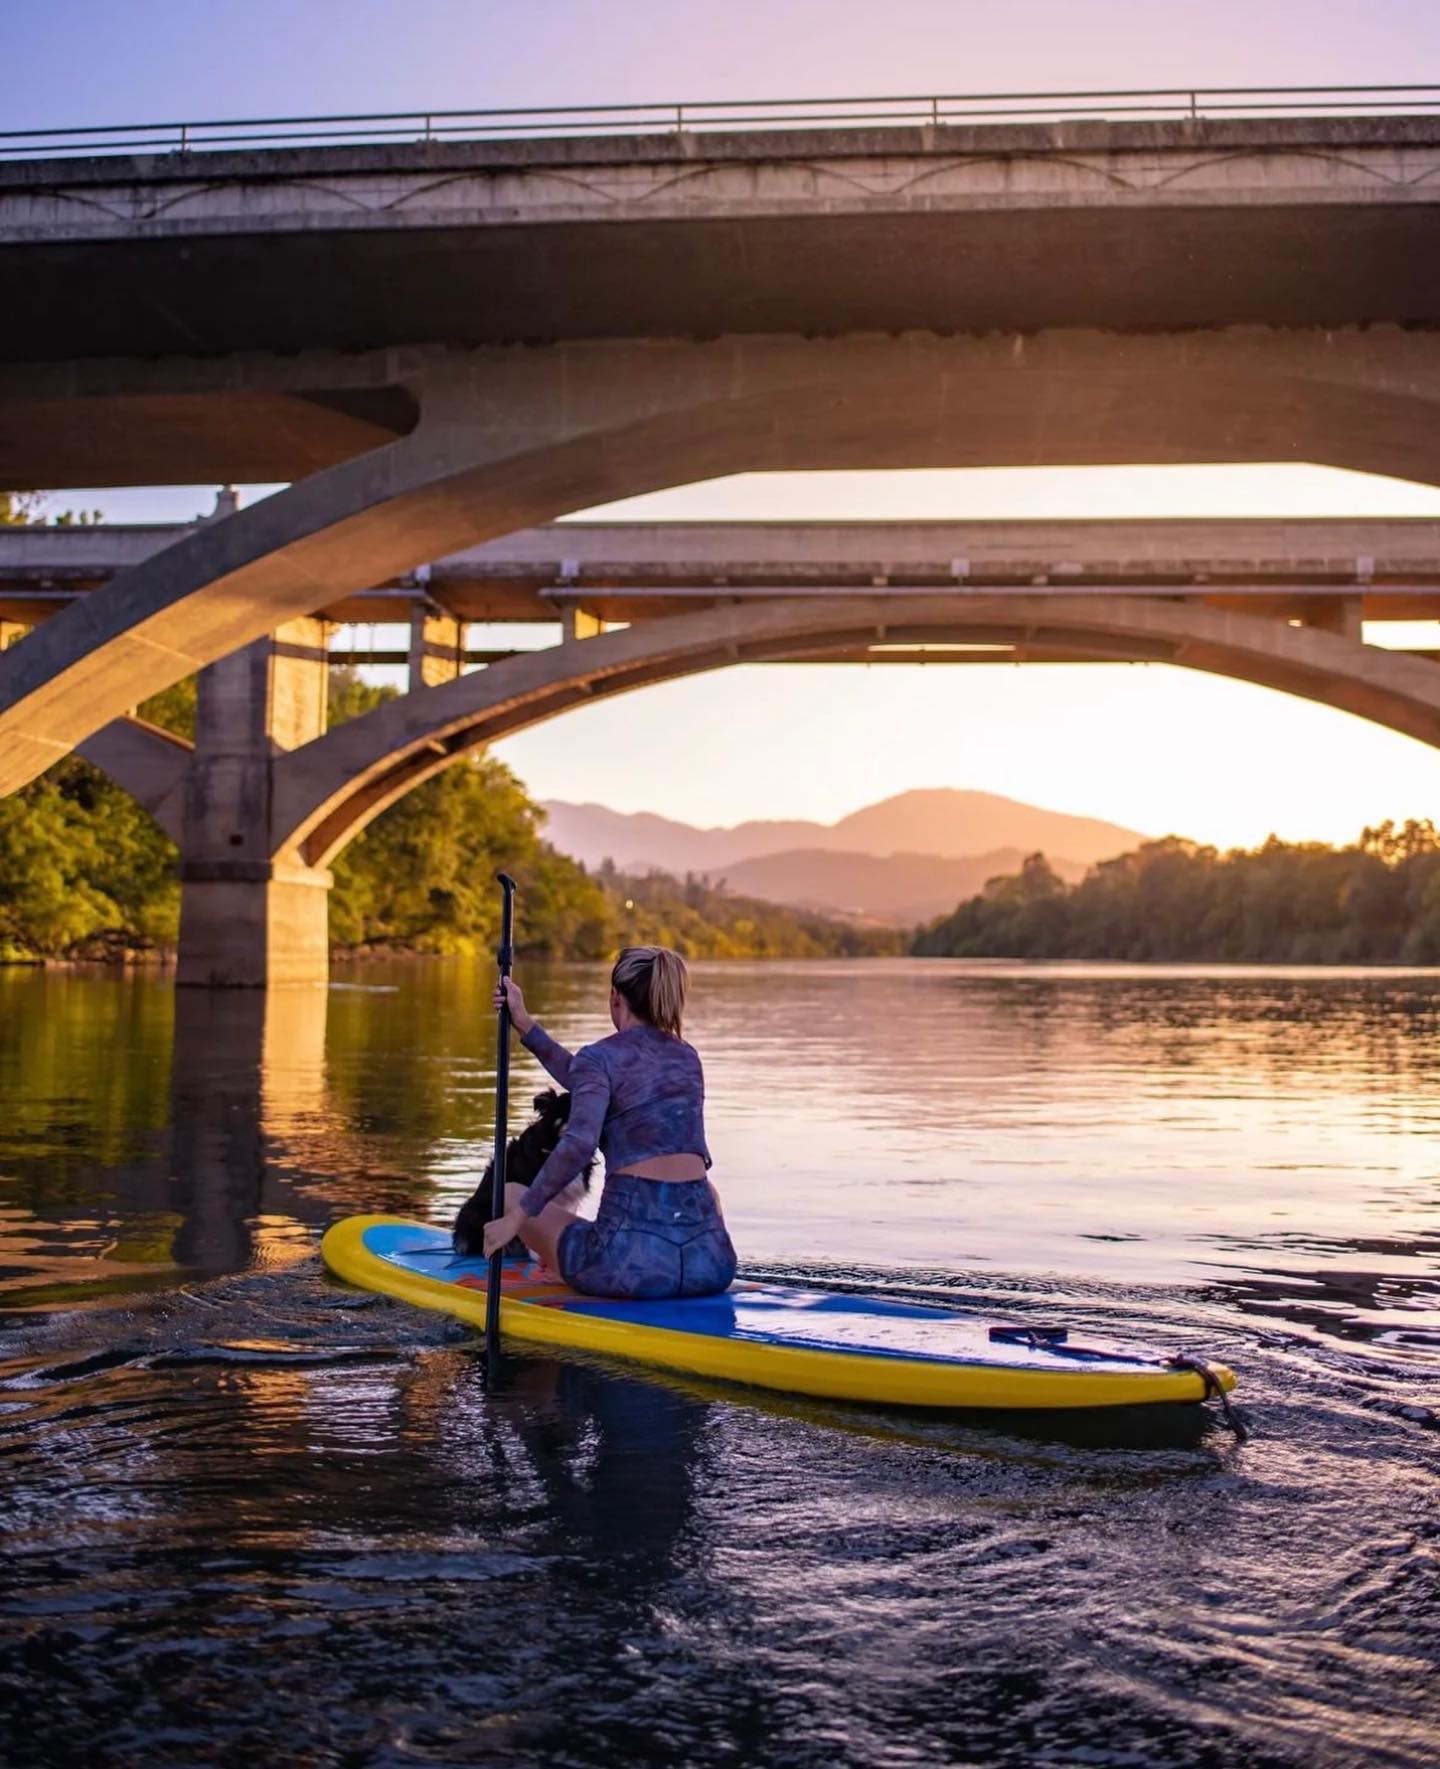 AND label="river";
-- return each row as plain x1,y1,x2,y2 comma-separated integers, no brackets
2,958,1437,1767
